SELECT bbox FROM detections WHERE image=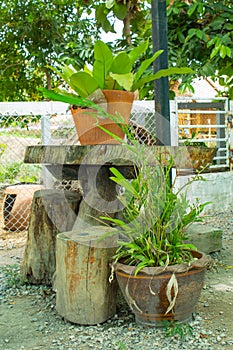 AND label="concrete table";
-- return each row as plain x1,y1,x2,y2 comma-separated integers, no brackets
24,144,215,227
